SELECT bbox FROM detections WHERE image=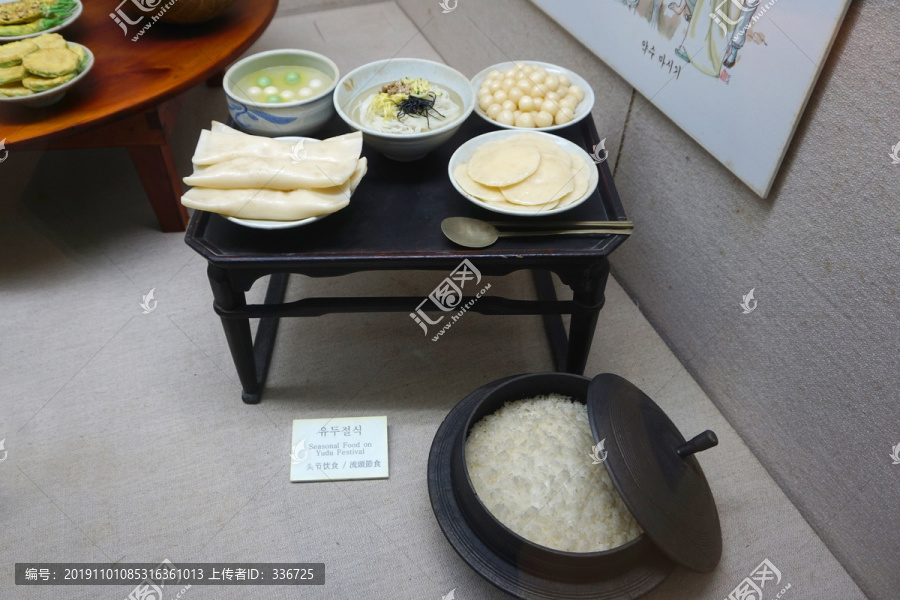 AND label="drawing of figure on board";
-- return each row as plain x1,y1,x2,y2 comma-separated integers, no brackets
666,0,764,75
667,0,696,21
613,0,769,76
722,0,762,67
618,0,683,40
